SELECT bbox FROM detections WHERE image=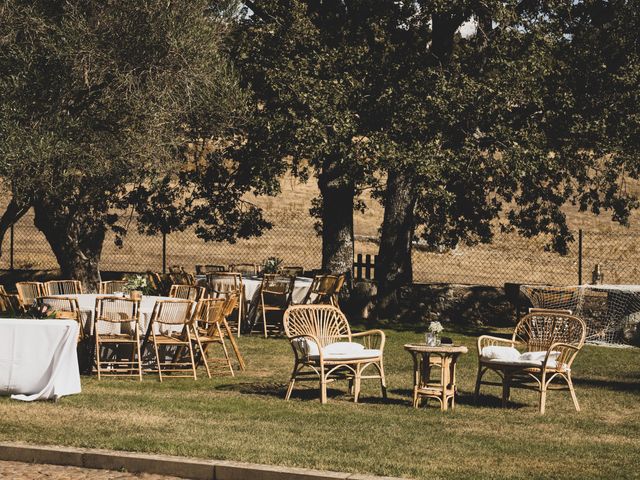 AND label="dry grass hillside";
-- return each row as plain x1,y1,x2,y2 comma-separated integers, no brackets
2,173,640,286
